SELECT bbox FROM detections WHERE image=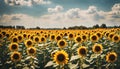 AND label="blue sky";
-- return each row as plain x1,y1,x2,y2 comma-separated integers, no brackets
0,0,120,28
